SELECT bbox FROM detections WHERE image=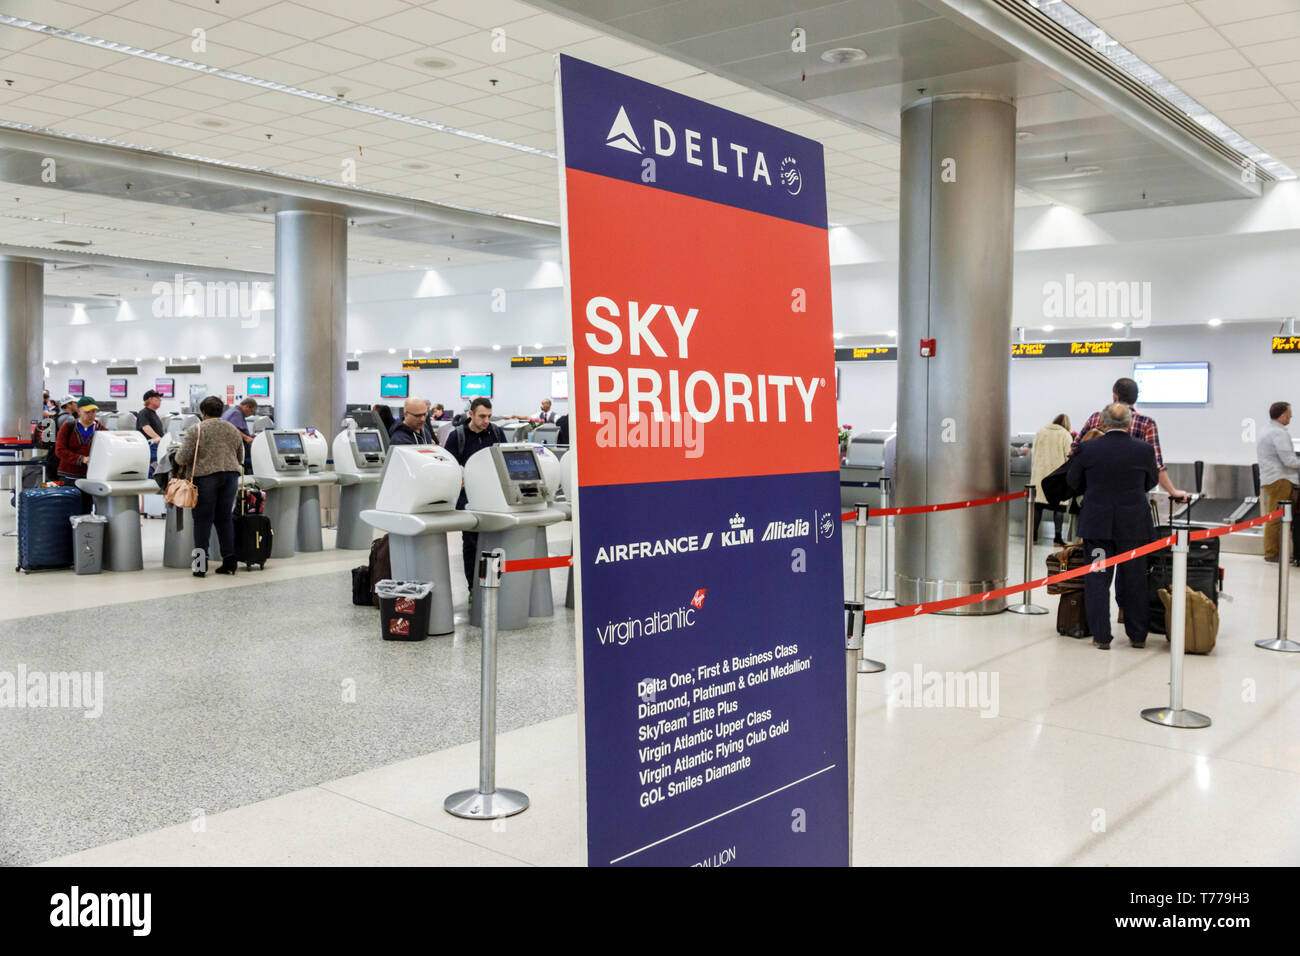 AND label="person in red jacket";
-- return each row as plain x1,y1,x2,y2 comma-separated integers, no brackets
55,398,103,511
